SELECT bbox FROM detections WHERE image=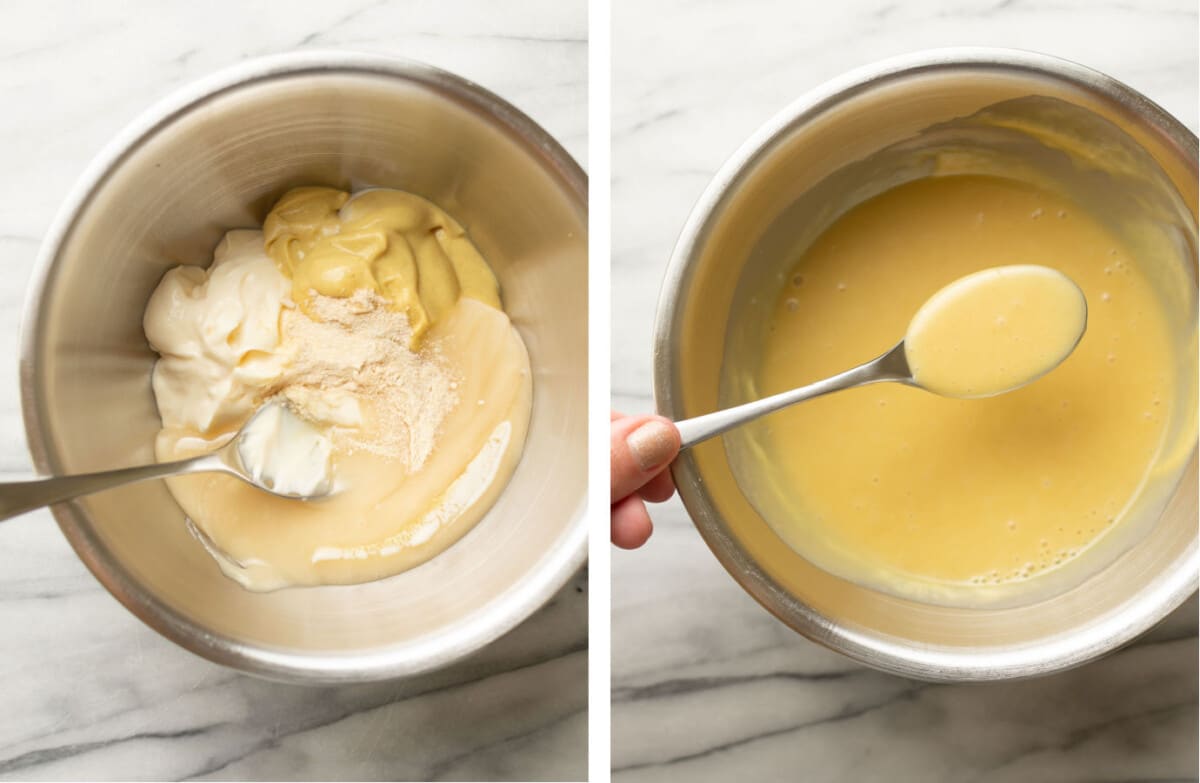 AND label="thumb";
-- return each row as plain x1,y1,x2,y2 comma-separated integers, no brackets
611,415,680,504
